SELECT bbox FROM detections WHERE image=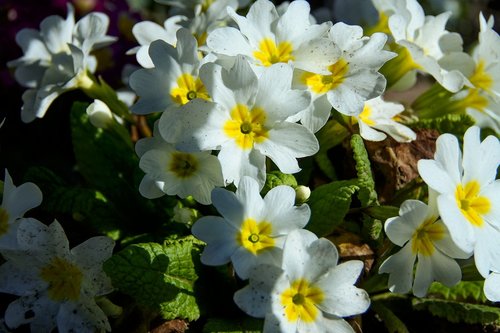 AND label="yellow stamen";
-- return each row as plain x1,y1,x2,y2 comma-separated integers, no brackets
411,219,445,256
223,104,269,150
253,38,294,67
280,278,324,323
40,257,83,301
455,181,491,227
169,152,199,179
301,58,349,94
470,60,493,94
236,218,274,255
359,104,376,126
170,73,210,105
